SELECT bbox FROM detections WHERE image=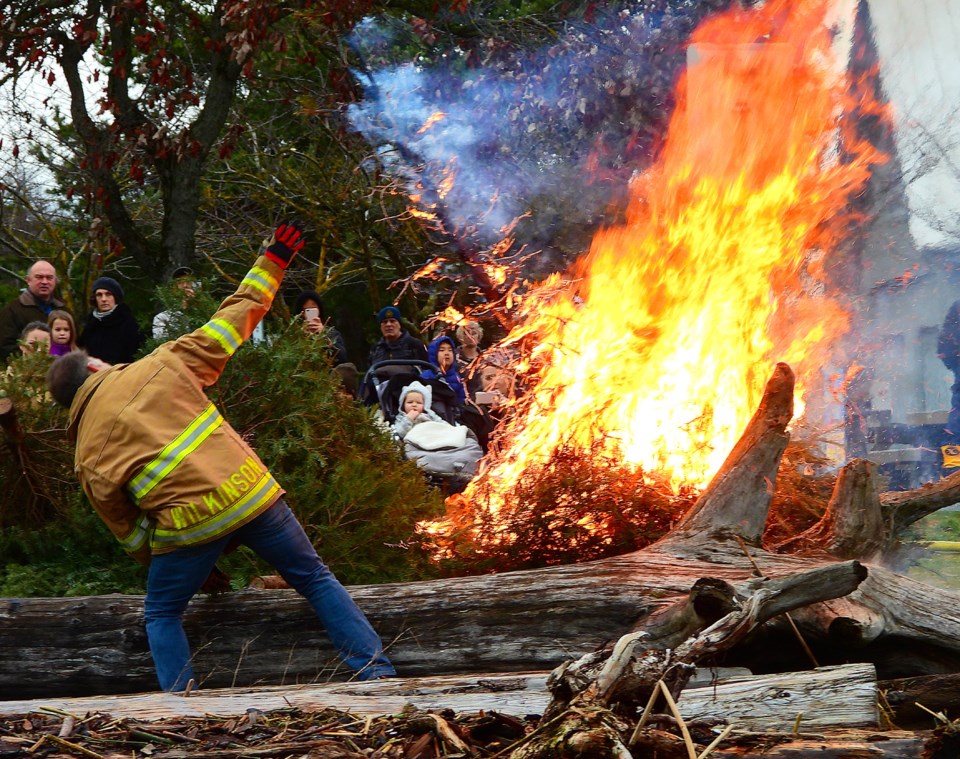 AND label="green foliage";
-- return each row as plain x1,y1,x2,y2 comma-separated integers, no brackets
0,301,444,596
0,351,75,527
902,509,960,544
212,322,445,585
0,351,154,595
0,505,147,596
